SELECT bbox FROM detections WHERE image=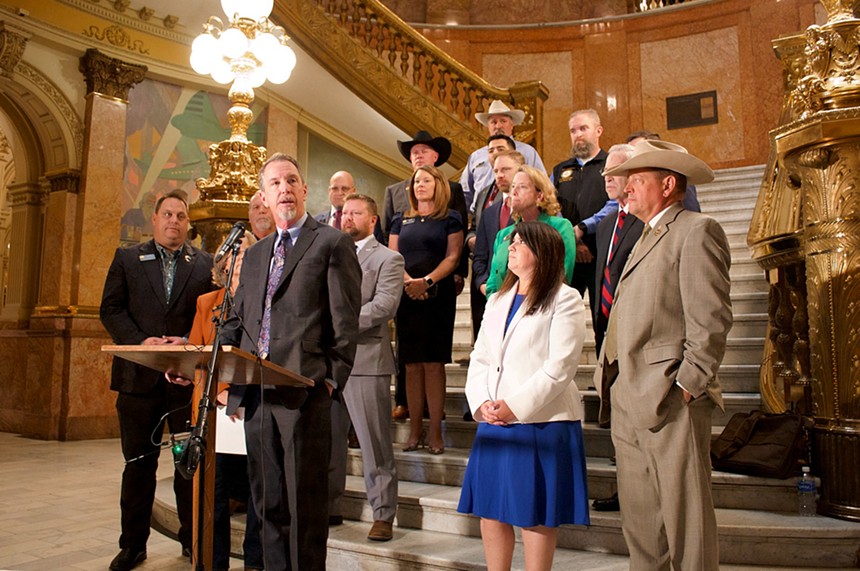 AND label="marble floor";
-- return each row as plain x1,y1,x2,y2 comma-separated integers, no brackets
1,430,856,571
0,431,211,571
